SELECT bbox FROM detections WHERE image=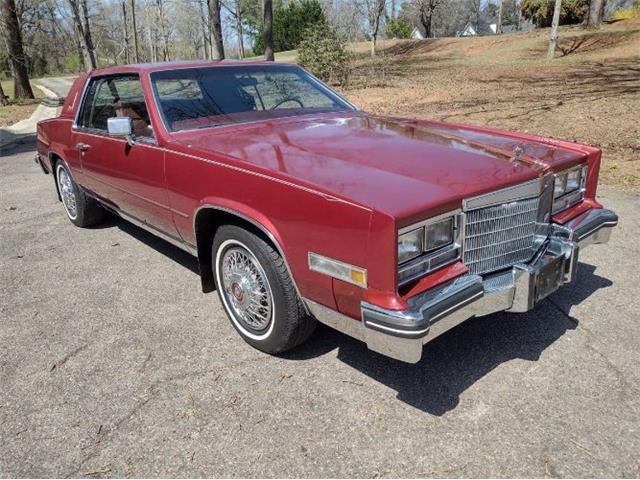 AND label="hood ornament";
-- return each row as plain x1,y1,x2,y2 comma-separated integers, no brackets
511,146,524,165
